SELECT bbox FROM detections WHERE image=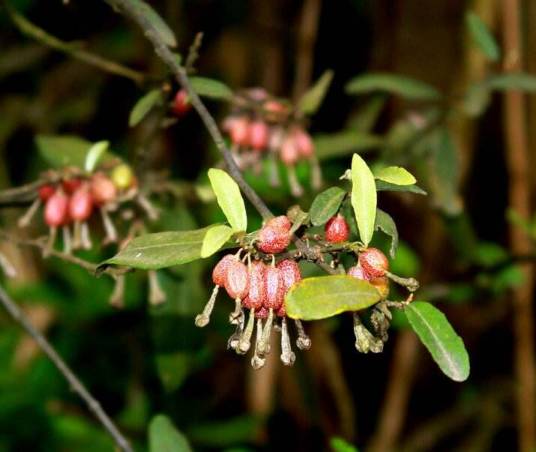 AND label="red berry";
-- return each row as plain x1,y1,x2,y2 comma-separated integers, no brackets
44,191,69,227
224,260,249,300
62,178,82,194
249,120,269,151
212,254,237,287
257,220,291,254
246,260,266,310
90,173,117,205
347,264,369,281
264,266,284,310
292,127,314,158
325,214,350,243
267,215,292,231
370,276,389,299
38,184,56,201
69,185,93,221
226,116,250,147
172,89,191,116
359,248,389,278
280,135,299,165
255,306,269,319
276,259,301,293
